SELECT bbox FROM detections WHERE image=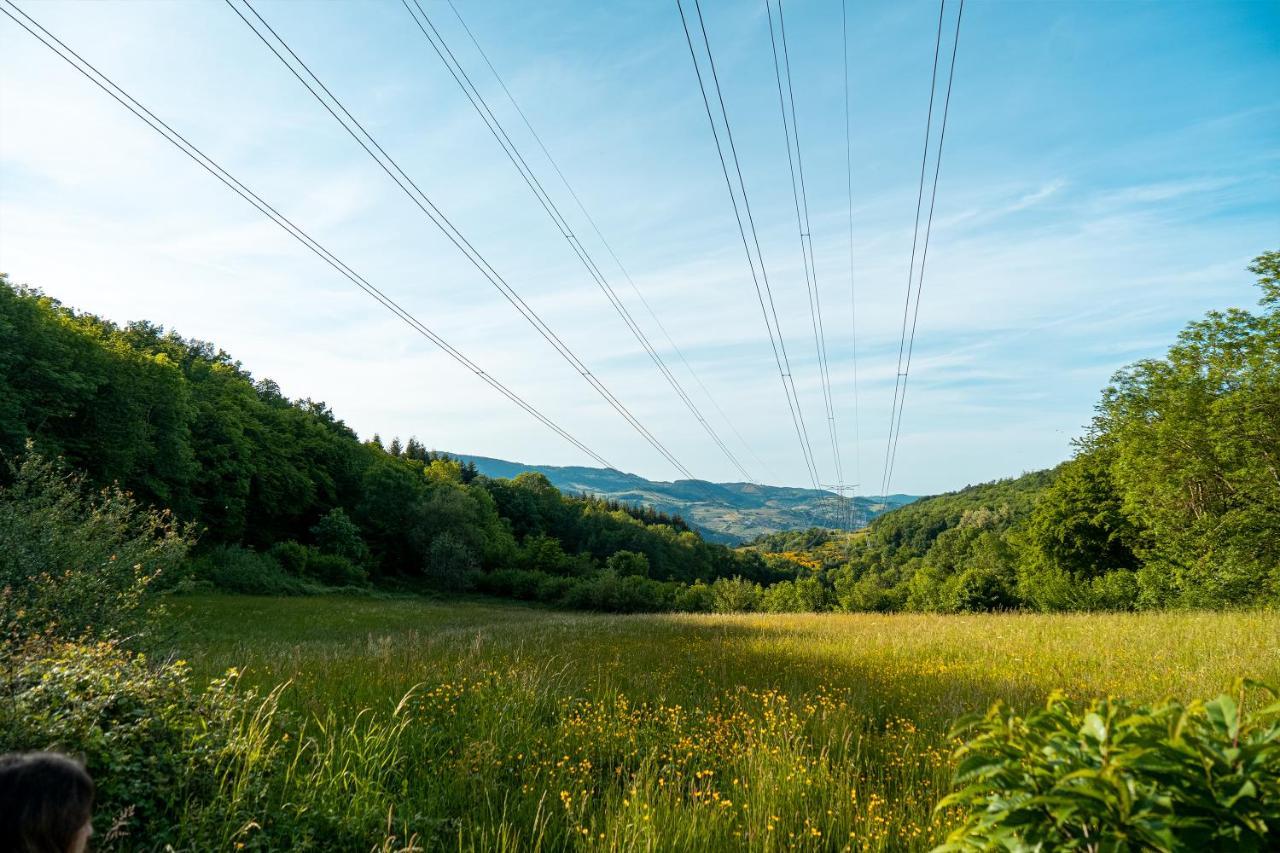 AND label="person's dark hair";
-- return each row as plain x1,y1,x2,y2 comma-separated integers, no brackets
0,752,94,853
